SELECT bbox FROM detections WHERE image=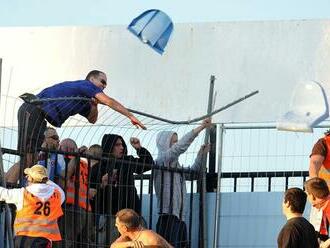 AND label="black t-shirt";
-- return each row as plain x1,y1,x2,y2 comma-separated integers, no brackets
277,217,319,248
89,148,153,215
